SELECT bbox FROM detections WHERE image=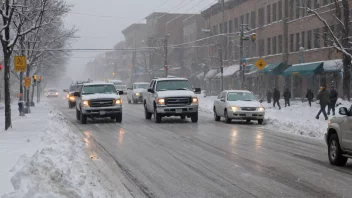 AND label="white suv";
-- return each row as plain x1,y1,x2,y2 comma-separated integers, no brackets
325,105,352,166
